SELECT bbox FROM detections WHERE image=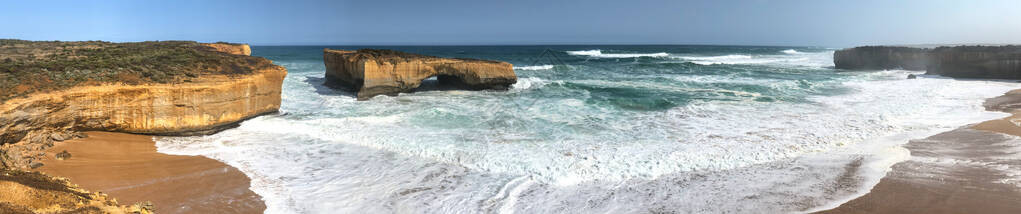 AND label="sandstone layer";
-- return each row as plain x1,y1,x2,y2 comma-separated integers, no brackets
323,49,517,100
202,43,252,56
1,40,287,169
0,65,285,168
833,45,1021,79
